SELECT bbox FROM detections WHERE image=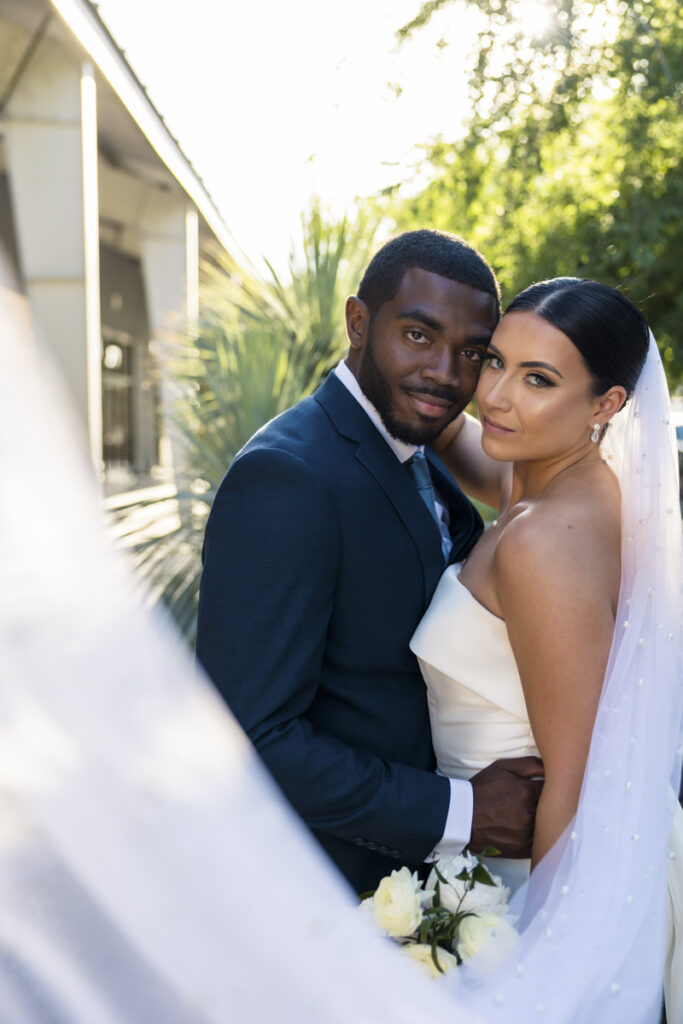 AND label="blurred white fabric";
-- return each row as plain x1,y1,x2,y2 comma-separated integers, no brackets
0,286,470,1024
